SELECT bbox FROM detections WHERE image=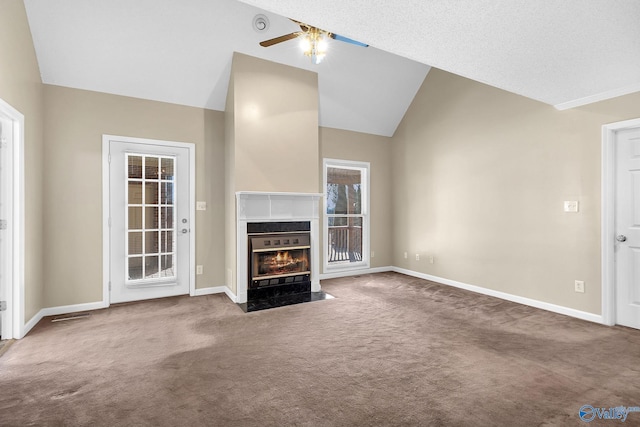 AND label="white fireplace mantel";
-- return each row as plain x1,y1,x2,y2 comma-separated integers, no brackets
235,191,323,304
